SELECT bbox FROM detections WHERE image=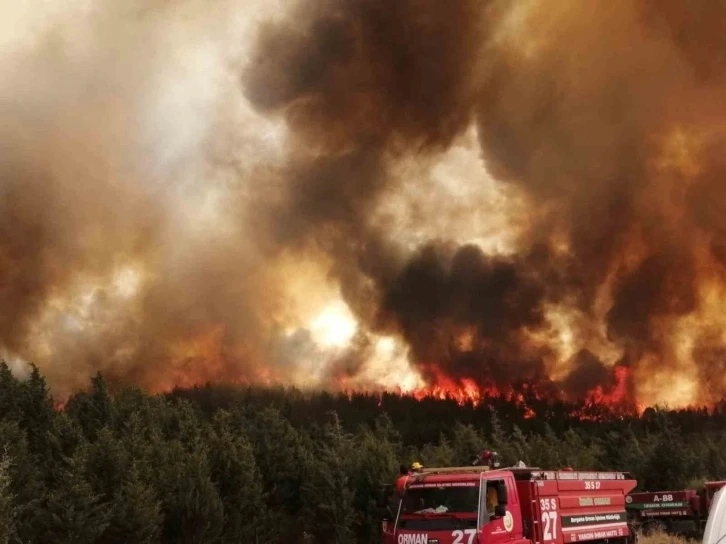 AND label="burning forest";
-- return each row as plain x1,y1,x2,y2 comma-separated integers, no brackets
1,0,725,410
